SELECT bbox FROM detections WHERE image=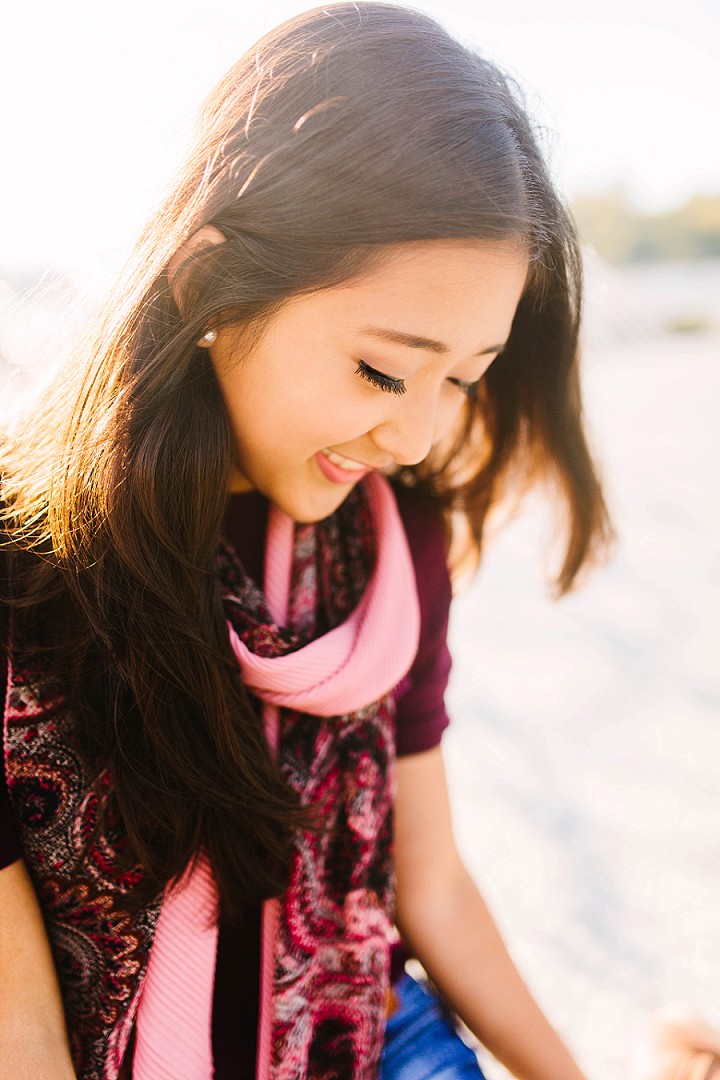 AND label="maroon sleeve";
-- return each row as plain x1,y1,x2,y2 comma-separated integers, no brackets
0,613,23,869
393,488,453,757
